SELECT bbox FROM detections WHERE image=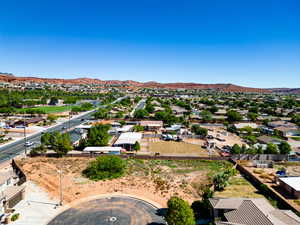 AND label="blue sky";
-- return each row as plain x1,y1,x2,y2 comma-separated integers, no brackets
0,0,299,88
